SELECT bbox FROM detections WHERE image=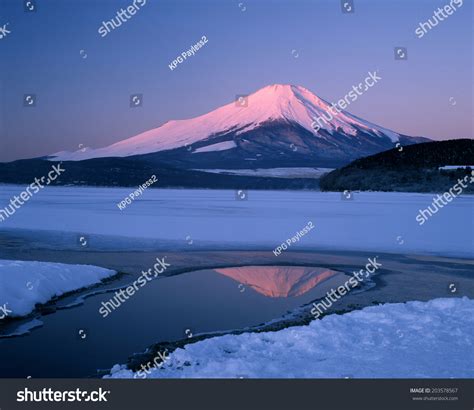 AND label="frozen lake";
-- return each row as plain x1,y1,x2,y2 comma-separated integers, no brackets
0,186,472,378
0,186,472,257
